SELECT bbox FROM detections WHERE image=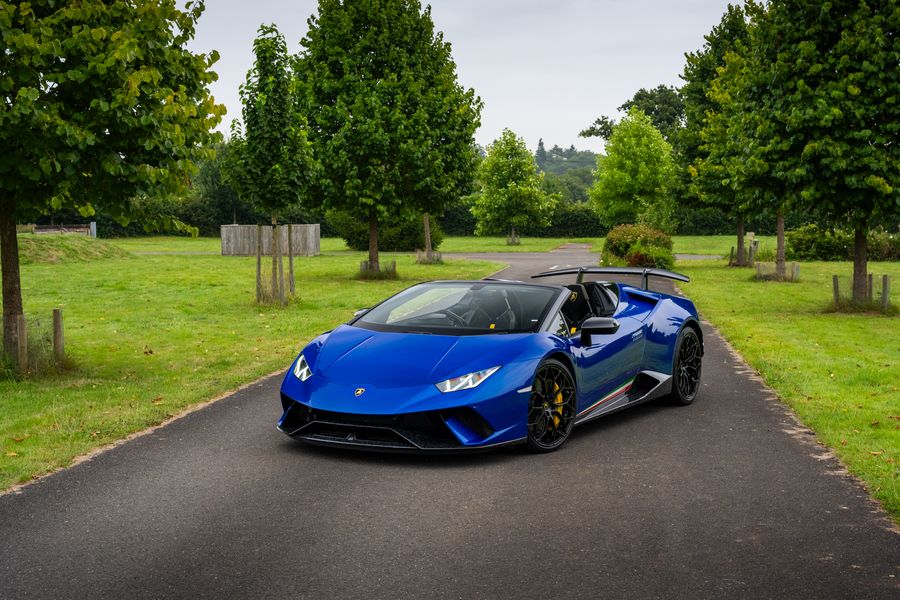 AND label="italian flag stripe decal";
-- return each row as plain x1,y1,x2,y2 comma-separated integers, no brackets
578,378,634,417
